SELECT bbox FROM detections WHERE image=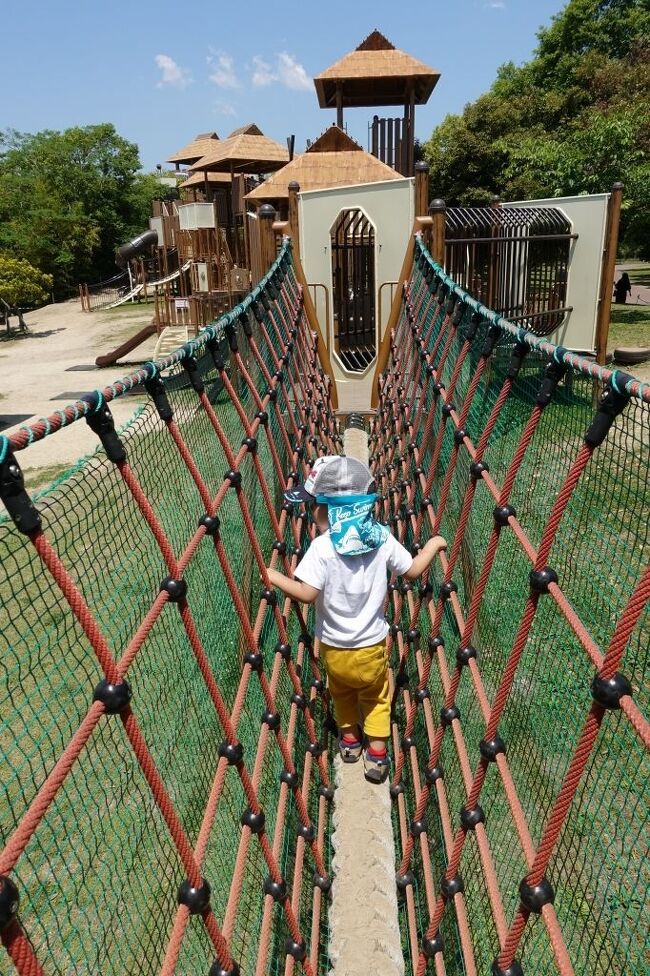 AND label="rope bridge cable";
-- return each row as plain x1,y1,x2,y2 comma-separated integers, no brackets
0,239,344,976
370,237,648,976
0,231,648,976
